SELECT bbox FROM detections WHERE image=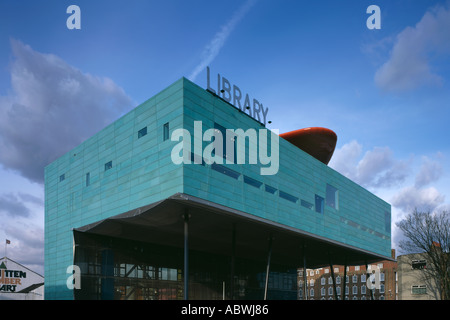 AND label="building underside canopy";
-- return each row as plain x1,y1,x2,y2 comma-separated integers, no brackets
75,193,392,269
